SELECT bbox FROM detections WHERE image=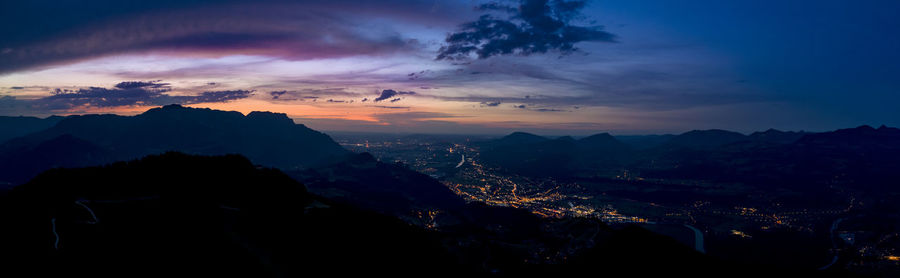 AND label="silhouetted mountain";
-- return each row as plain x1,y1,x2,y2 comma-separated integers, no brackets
479,132,632,177
615,134,677,149
795,125,900,149
578,133,632,153
636,125,900,192
0,134,113,186
0,105,348,184
0,115,64,143
748,128,808,144
661,129,748,150
489,131,548,146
